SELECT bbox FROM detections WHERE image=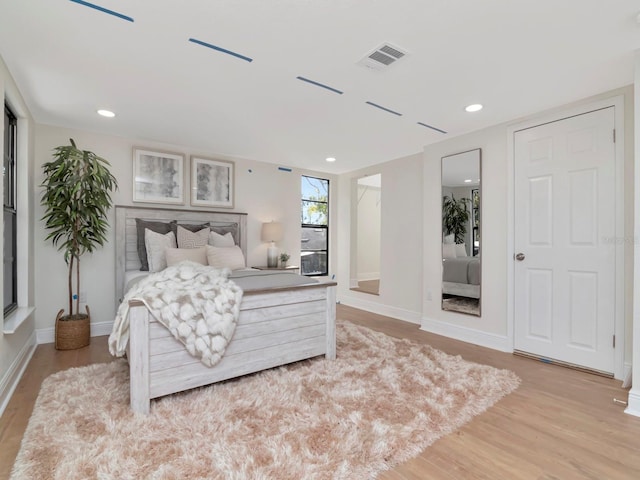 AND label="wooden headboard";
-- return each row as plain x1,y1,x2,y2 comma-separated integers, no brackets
115,205,248,305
